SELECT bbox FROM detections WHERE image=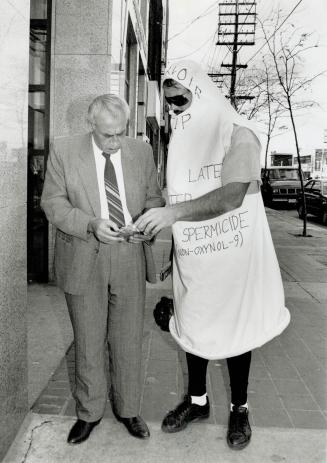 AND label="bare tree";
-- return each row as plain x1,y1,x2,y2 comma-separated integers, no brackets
215,10,324,236
259,12,325,236
236,57,288,173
